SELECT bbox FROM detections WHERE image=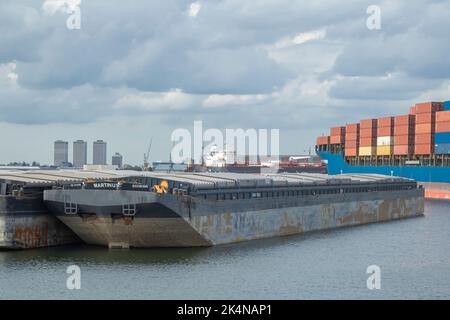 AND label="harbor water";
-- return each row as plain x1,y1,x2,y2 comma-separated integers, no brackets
0,200,449,299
